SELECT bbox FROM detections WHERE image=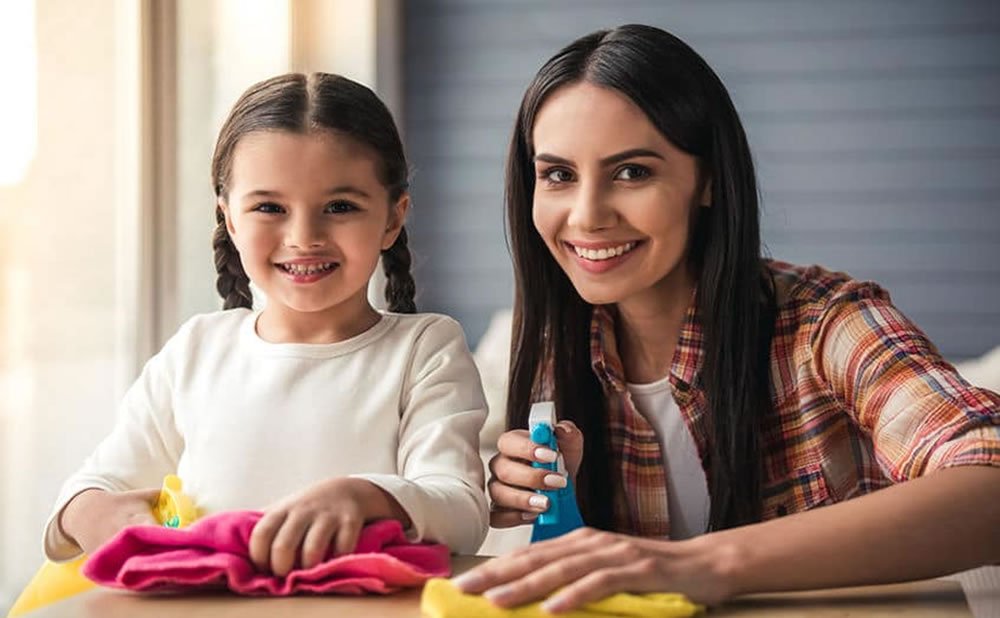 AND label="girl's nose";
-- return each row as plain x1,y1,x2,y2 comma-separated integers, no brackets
285,214,326,249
